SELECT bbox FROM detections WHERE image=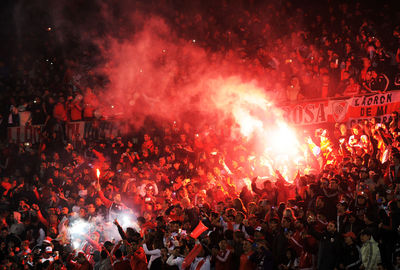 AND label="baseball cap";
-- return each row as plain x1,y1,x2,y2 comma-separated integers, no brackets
343,231,356,240
43,236,52,244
